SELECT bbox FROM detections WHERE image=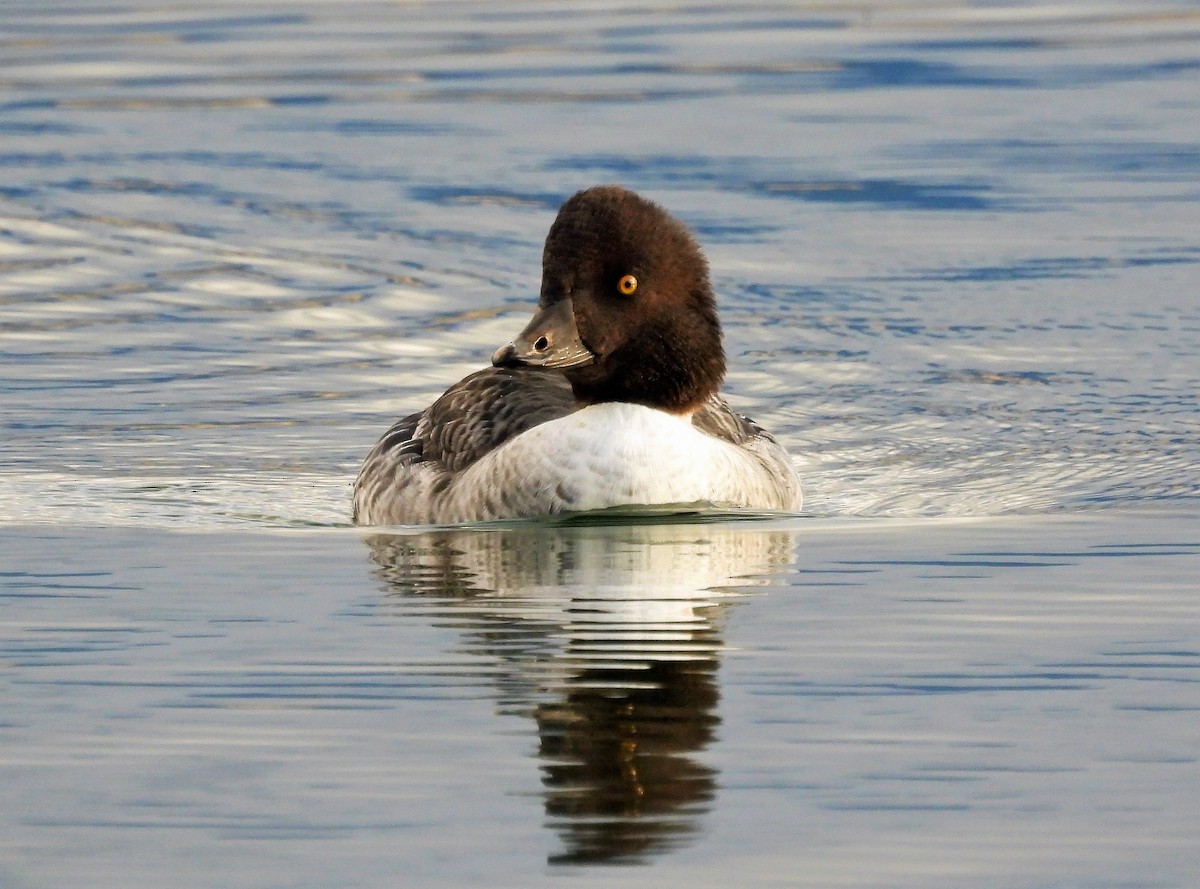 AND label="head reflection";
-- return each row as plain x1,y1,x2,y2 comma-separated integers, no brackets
364,519,794,865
